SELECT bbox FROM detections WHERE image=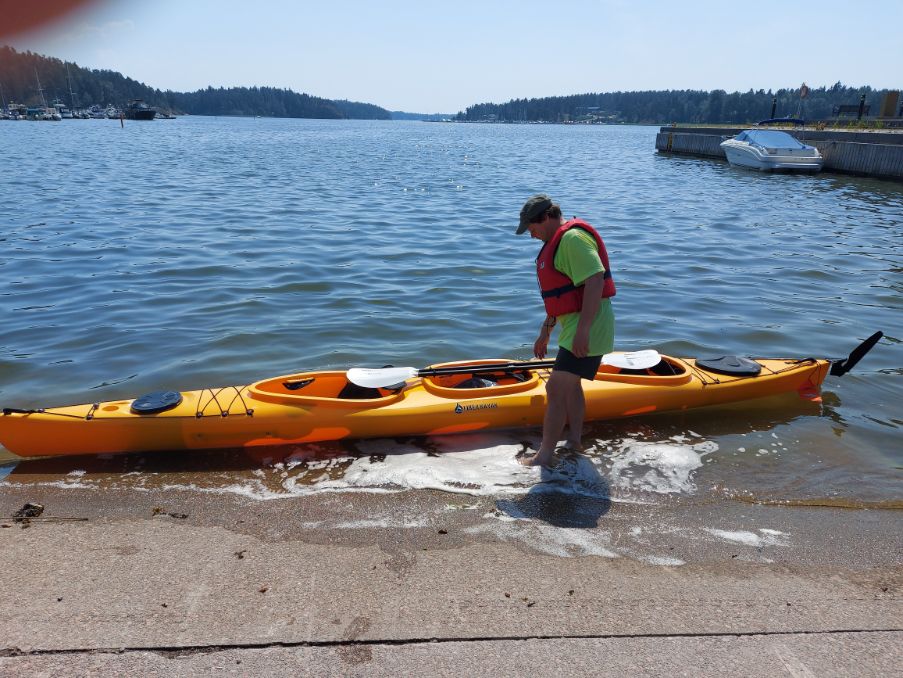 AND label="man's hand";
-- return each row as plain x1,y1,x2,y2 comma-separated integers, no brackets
571,327,590,358
534,334,549,359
